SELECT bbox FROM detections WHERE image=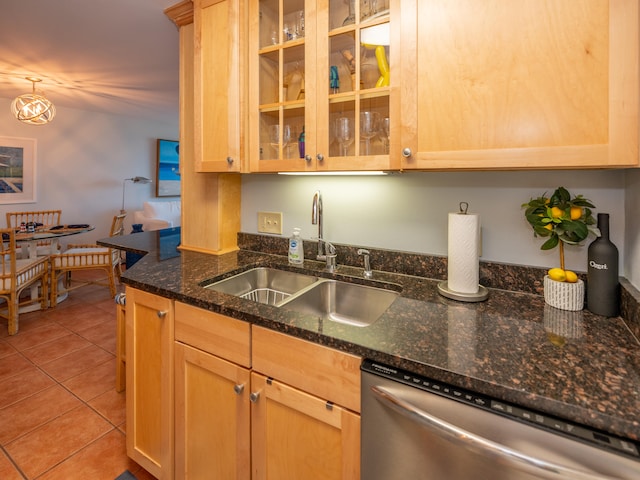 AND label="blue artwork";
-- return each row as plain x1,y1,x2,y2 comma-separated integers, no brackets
0,146,24,193
157,139,180,197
